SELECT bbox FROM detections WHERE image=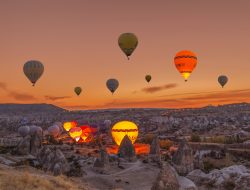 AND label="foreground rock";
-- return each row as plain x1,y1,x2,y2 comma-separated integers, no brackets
15,131,42,156
178,176,198,190
151,162,180,190
93,147,110,172
172,138,194,176
15,135,31,155
37,147,70,176
118,135,136,161
187,165,250,190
